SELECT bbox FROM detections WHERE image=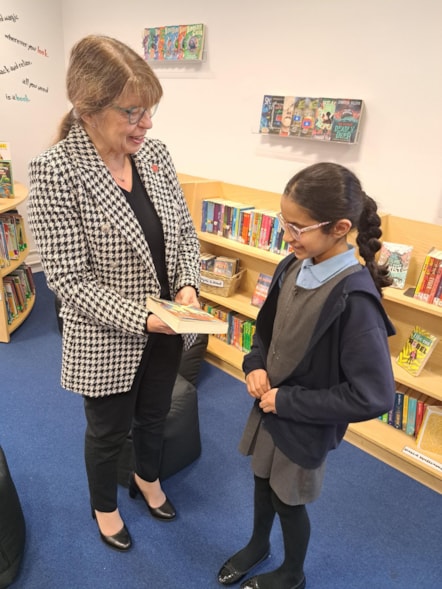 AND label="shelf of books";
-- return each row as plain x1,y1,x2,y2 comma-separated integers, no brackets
258,96,364,144
179,174,442,493
346,214,442,493
1,182,36,343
